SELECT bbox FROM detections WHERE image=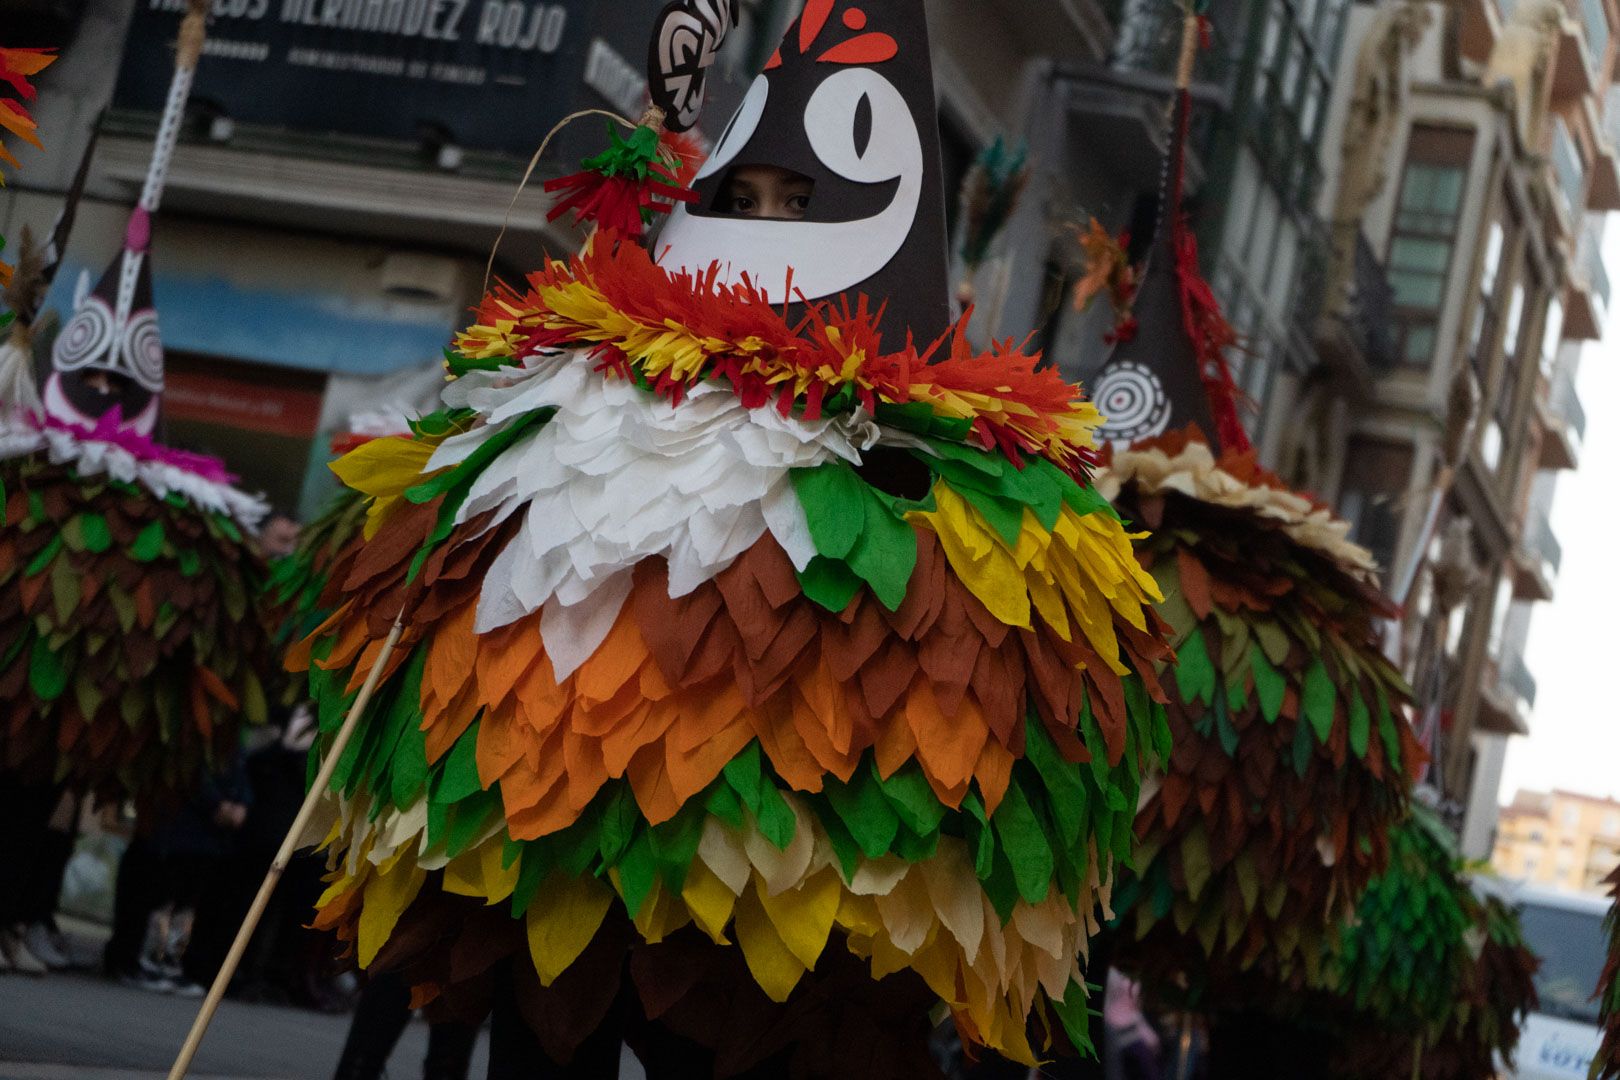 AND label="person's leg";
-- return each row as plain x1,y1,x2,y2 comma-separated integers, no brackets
423,1019,480,1080
332,973,417,1080
103,837,160,975
486,961,621,1080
